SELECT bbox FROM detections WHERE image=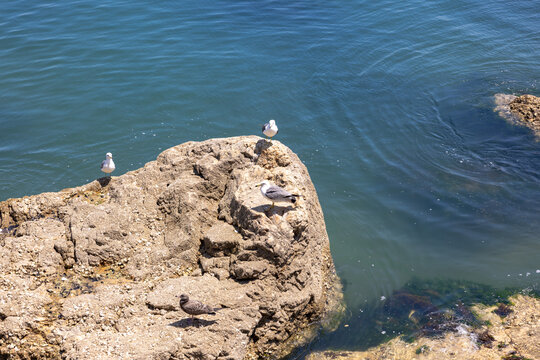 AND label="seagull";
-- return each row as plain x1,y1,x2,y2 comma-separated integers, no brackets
101,152,115,174
262,119,278,139
256,180,300,211
179,294,222,325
